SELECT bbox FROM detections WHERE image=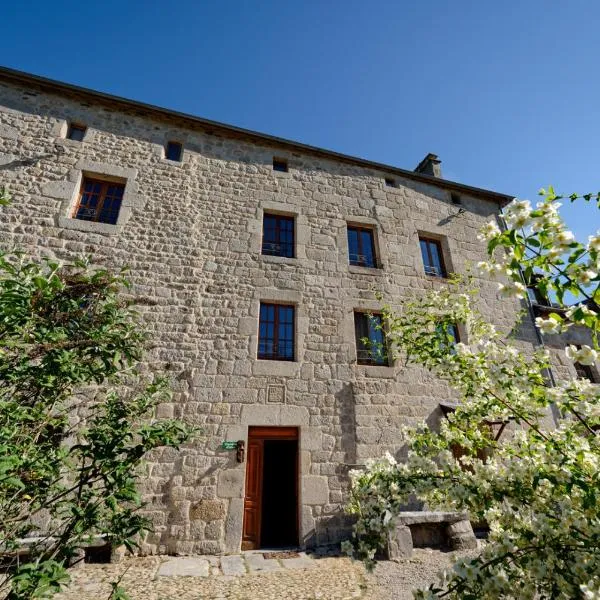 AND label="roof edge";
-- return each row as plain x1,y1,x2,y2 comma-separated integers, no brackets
0,65,514,206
